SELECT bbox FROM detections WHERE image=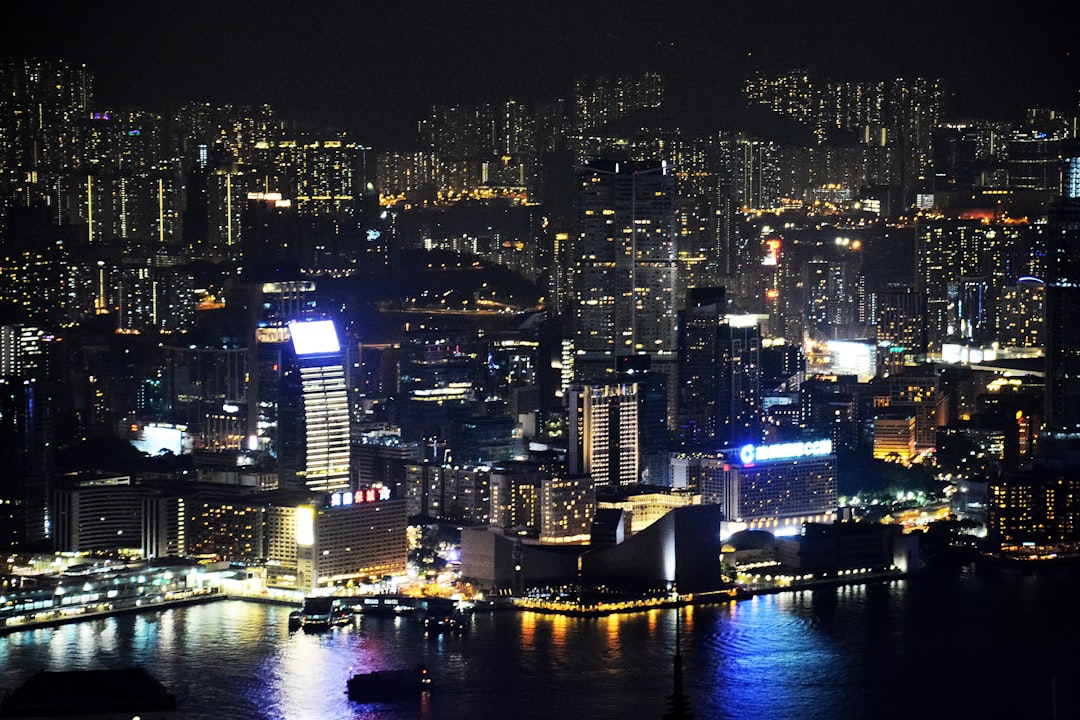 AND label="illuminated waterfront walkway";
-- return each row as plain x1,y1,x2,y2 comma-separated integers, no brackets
1,563,914,633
